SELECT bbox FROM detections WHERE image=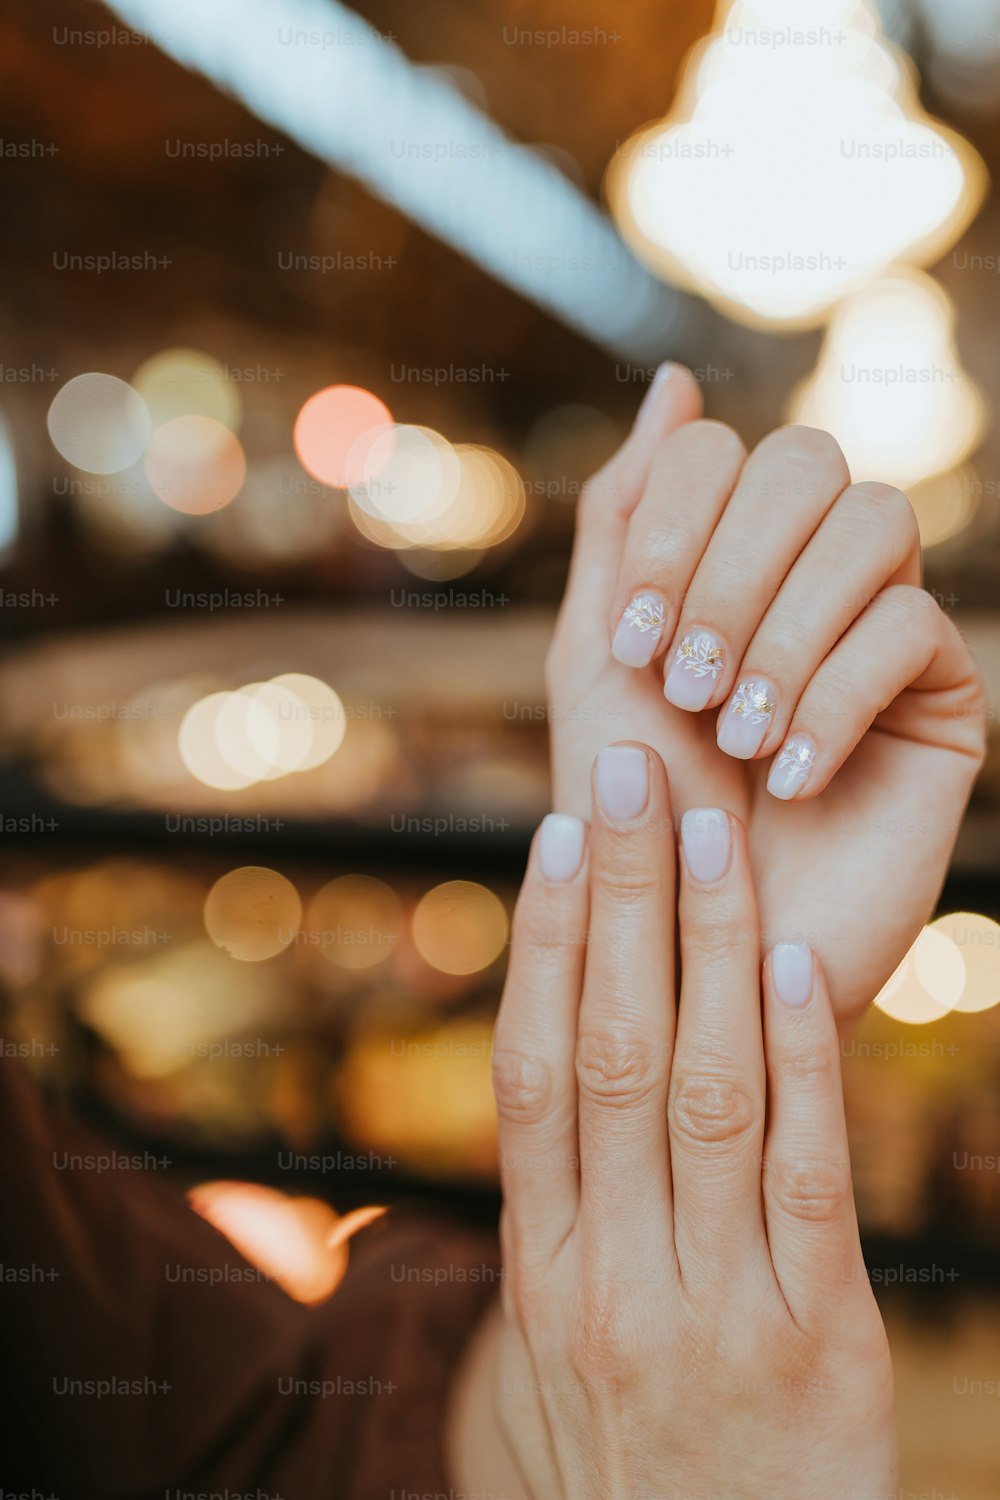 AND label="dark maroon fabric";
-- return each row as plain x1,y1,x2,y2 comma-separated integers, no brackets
0,1058,501,1499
